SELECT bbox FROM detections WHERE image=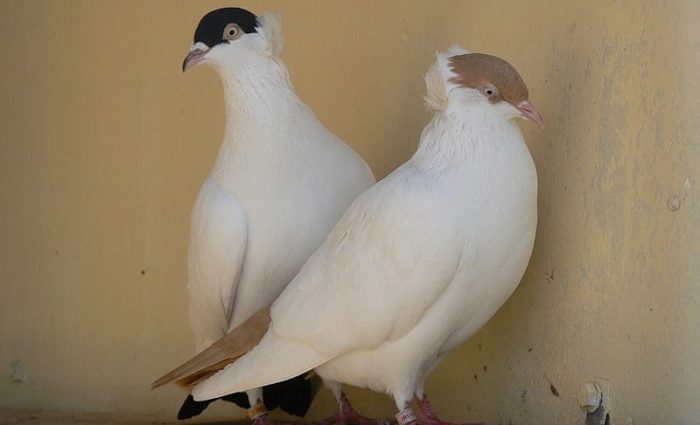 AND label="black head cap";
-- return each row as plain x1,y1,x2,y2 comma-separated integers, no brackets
194,7,259,48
